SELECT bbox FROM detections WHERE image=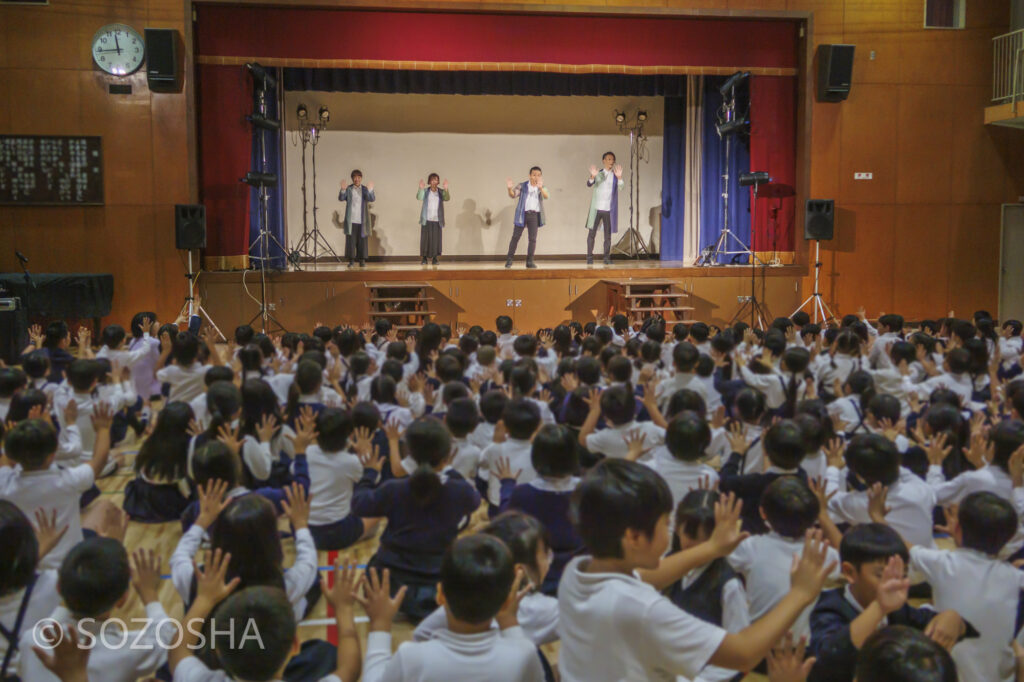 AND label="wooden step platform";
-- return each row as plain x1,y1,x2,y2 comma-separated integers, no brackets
365,281,436,333
603,278,694,322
